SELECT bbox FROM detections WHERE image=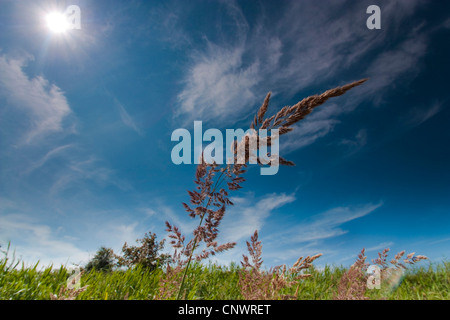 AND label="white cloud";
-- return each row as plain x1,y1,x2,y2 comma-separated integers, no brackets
221,192,296,243
176,44,260,125
91,219,144,254
0,54,72,144
0,214,88,268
